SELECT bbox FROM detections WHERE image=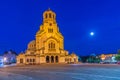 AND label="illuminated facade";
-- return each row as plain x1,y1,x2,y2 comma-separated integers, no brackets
100,54,116,61
17,9,78,64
